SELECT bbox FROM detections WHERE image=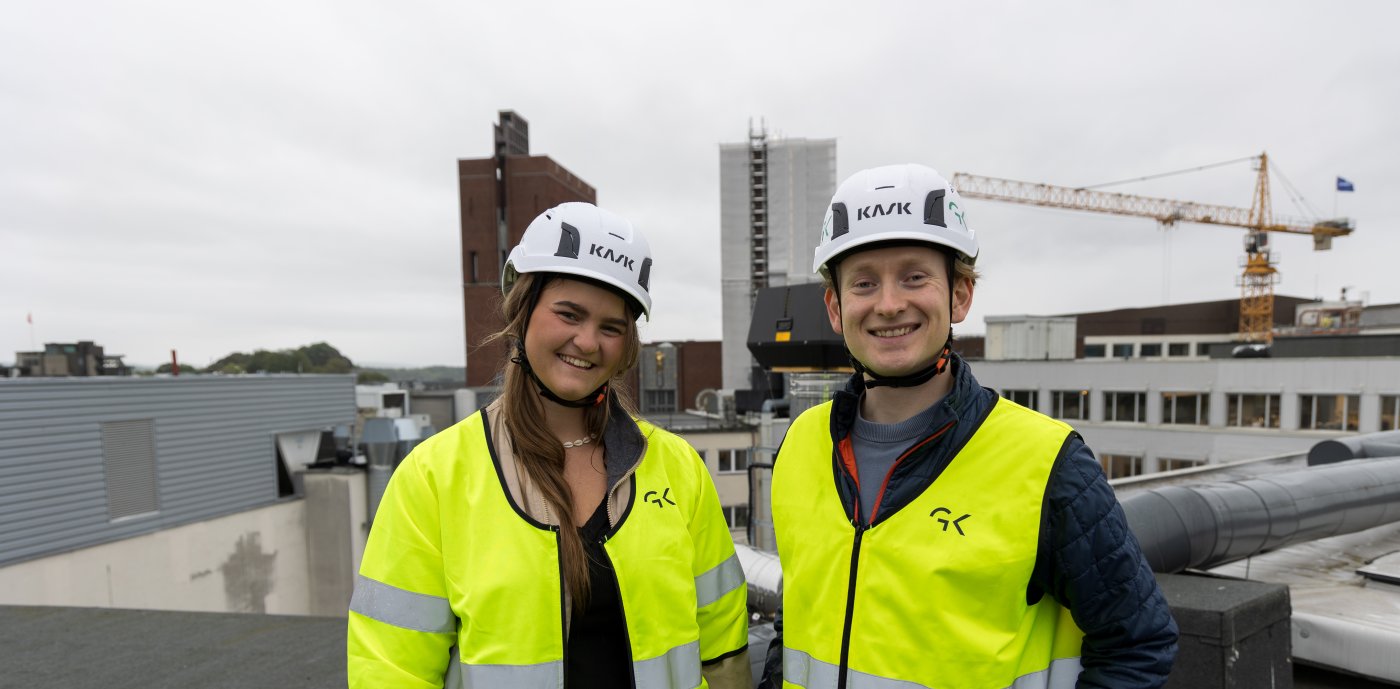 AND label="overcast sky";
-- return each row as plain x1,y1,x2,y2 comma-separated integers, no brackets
4,1,1396,368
